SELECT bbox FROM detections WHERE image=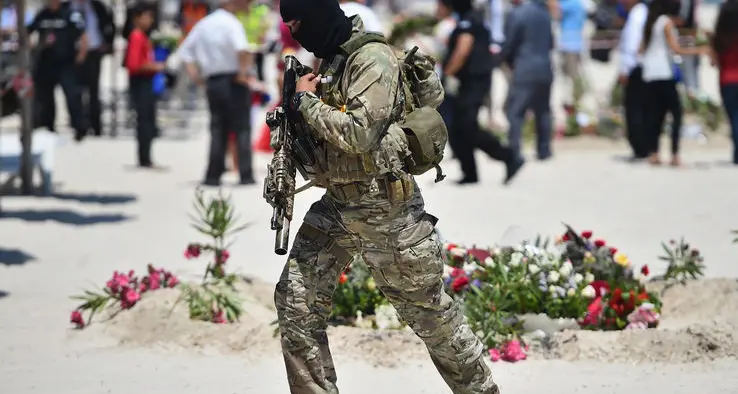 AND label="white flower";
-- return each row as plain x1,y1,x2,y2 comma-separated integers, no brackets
559,261,573,277
463,262,480,275
548,271,561,283
492,247,502,256
502,265,510,273
635,273,647,285
573,273,584,284
528,264,541,275
584,273,595,284
522,277,531,285
548,285,557,294
354,311,374,329
484,256,495,267
449,247,467,257
513,244,524,252
640,302,655,310
509,252,524,267
567,288,576,297
375,304,402,330
442,265,455,279
581,285,596,298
